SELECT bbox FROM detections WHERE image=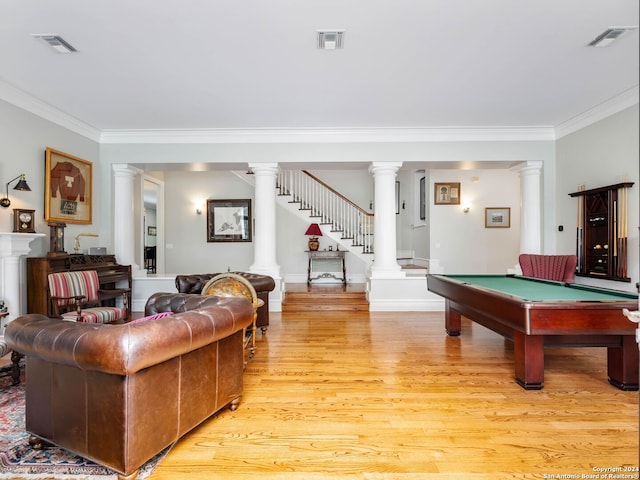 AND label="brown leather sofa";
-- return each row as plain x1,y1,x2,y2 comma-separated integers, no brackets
175,272,275,332
5,293,254,480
